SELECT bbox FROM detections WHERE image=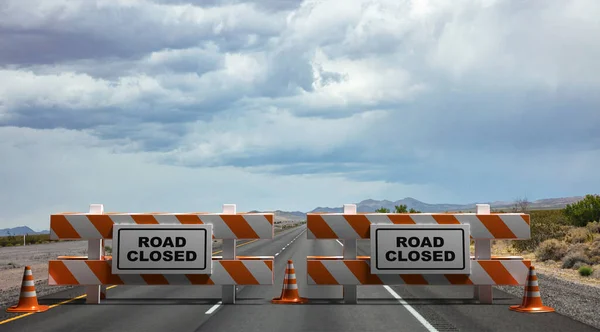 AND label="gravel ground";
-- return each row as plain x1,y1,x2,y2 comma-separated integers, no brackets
0,240,101,308
496,272,600,330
